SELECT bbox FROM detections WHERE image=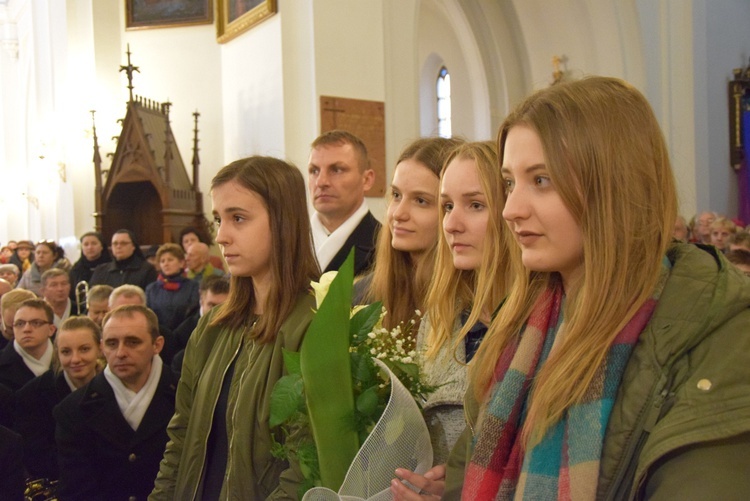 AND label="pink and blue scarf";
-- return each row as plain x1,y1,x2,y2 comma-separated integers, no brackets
463,267,668,500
